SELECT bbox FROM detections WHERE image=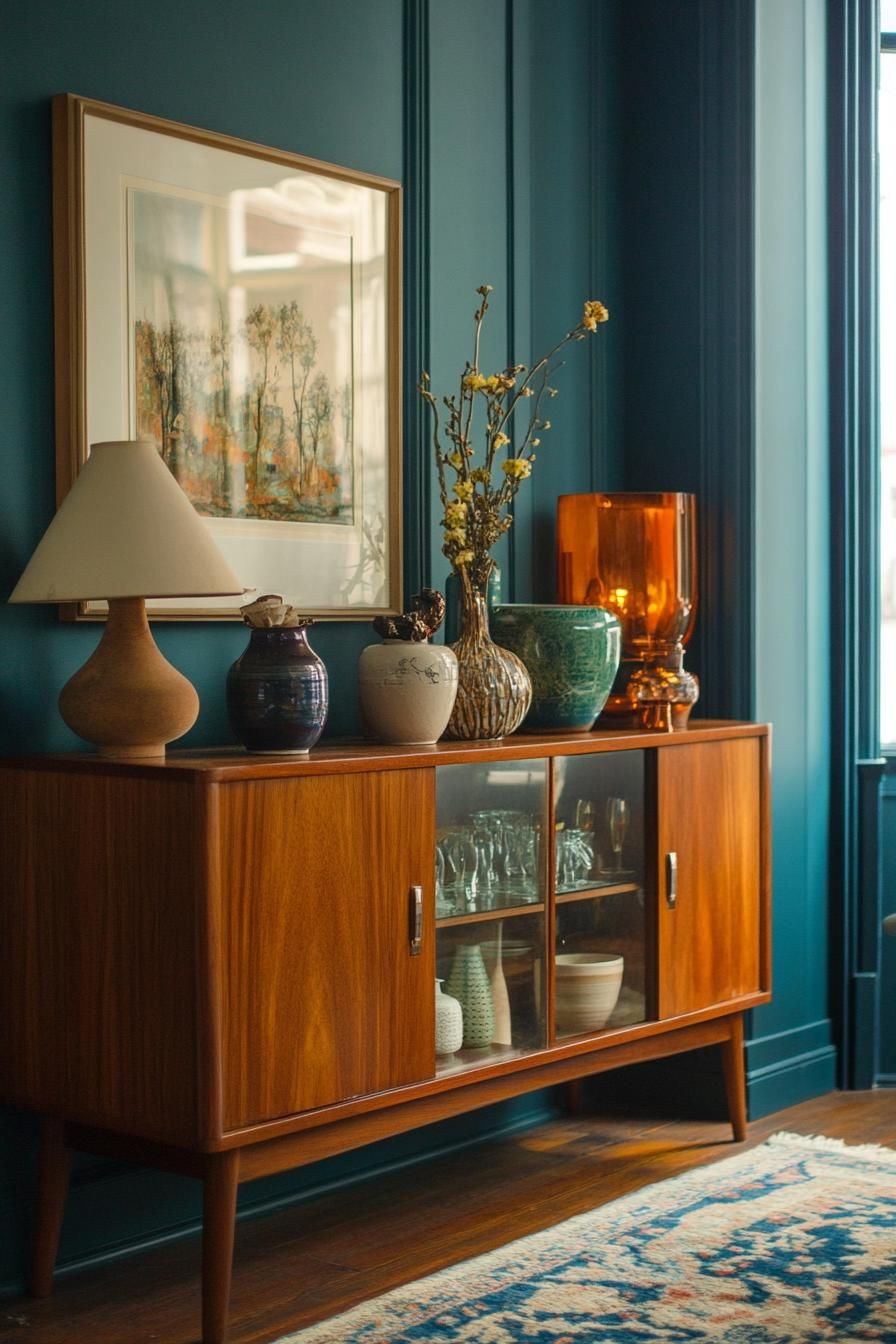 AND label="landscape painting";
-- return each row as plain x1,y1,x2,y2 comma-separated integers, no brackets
129,184,355,526
57,96,400,617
